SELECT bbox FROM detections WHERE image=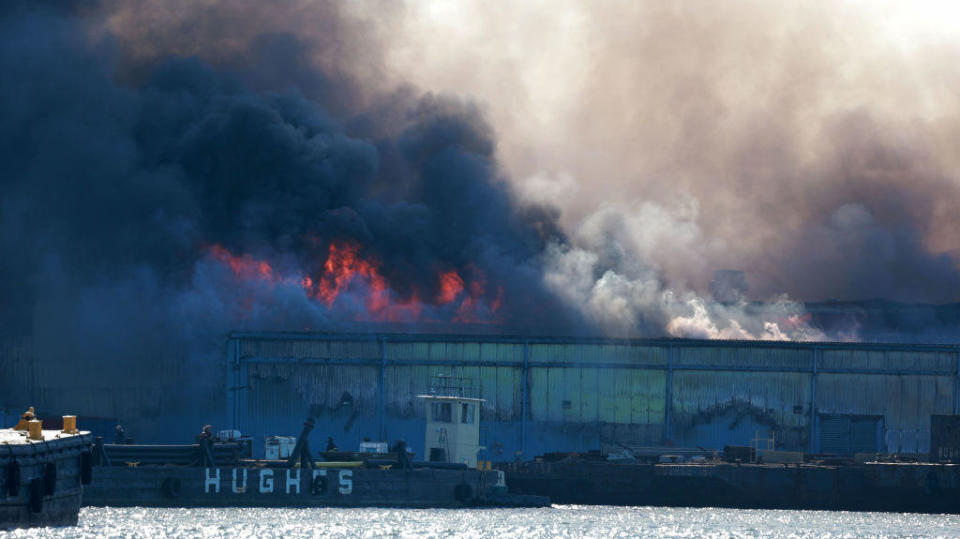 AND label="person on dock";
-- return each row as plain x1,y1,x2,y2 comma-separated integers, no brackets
114,424,126,444
326,436,338,451
198,424,215,443
394,439,412,470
